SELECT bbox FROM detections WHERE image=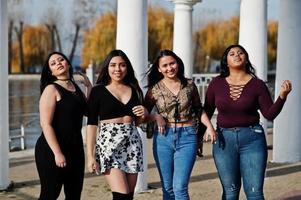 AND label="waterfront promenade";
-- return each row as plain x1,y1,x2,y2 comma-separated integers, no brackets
1,129,301,200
